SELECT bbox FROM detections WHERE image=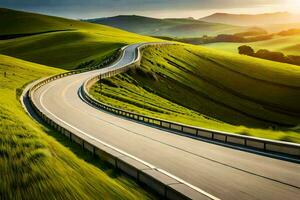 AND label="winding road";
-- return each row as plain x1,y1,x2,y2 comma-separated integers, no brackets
31,43,300,200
